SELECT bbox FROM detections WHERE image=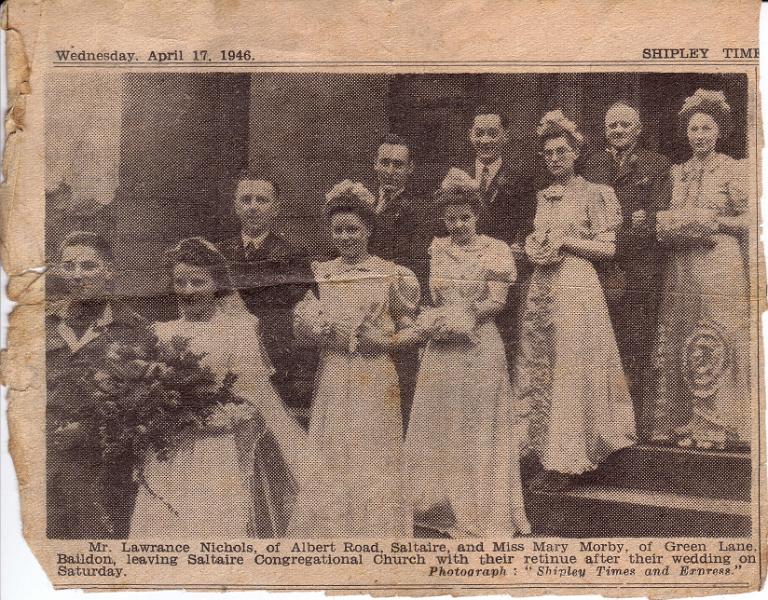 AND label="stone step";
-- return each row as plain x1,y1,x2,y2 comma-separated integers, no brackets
525,484,751,538
580,444,751,501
